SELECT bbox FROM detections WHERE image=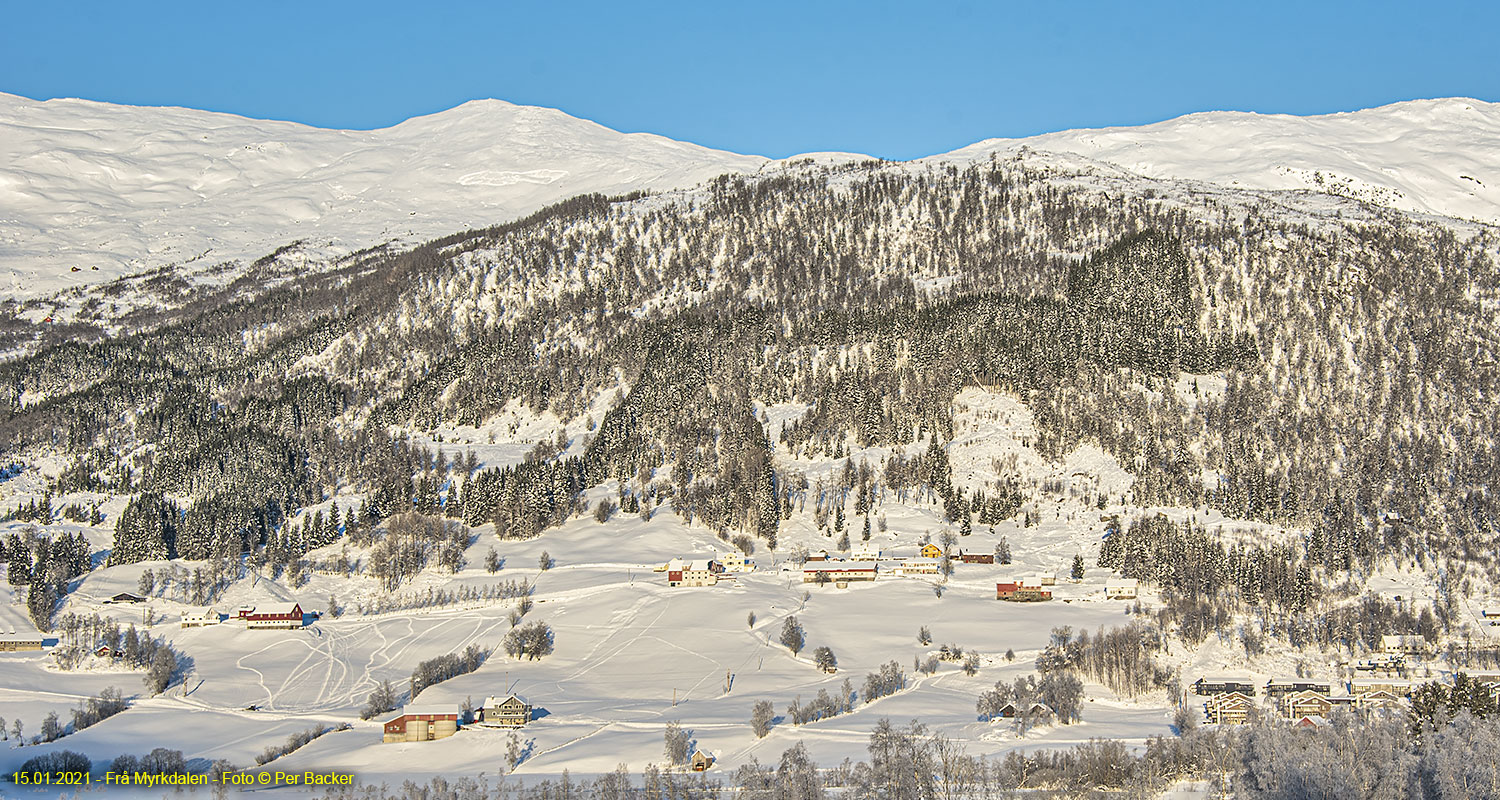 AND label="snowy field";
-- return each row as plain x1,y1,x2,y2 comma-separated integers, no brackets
0,388,1477,797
